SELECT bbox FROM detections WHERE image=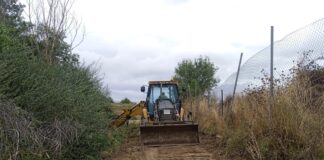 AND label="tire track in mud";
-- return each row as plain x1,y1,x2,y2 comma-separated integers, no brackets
111,133,232,160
